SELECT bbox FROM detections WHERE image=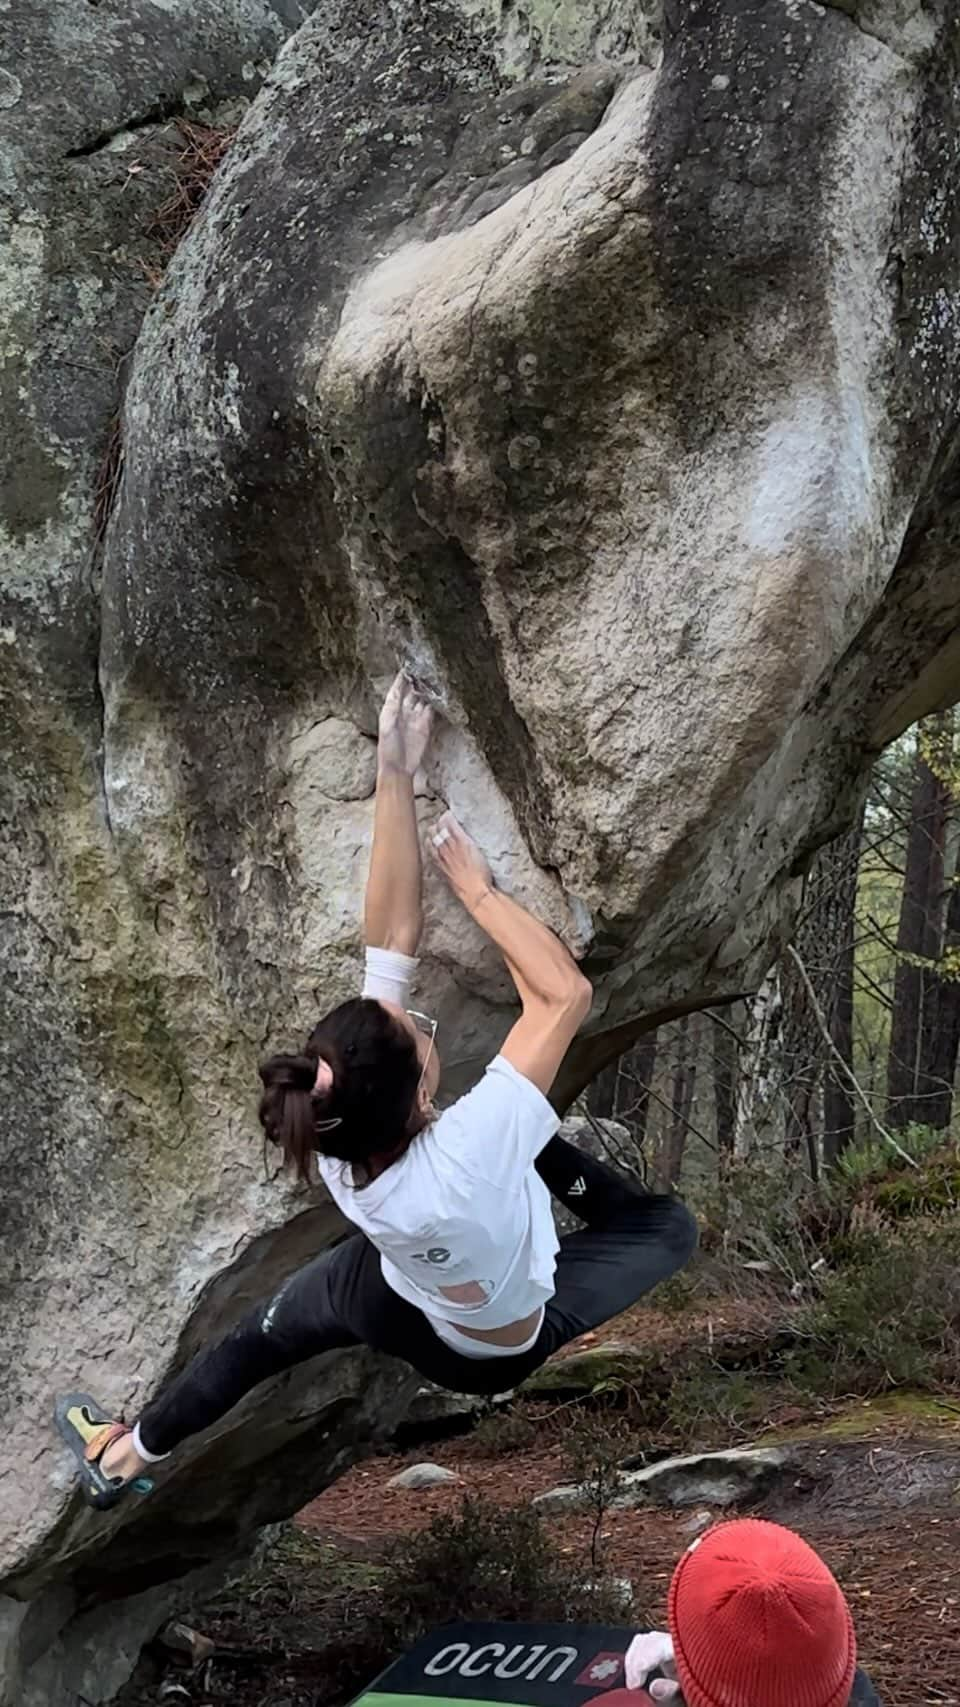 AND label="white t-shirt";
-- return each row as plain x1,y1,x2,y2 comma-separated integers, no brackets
315,948,561,1357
